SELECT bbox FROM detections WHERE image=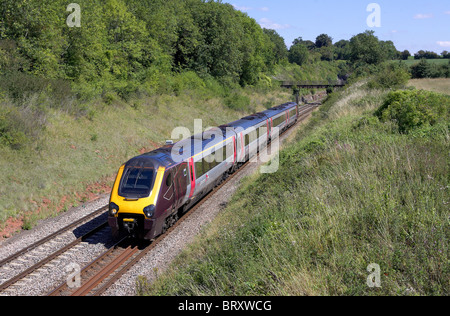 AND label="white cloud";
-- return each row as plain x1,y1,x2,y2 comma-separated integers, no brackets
414,13,434,19
437,41,450,47
232,4,252,12
232,4,269,12
258,18,291,30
